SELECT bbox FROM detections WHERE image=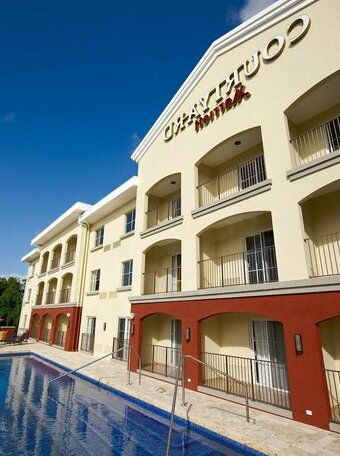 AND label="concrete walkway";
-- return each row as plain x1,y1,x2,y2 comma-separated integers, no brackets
1,342,340,456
